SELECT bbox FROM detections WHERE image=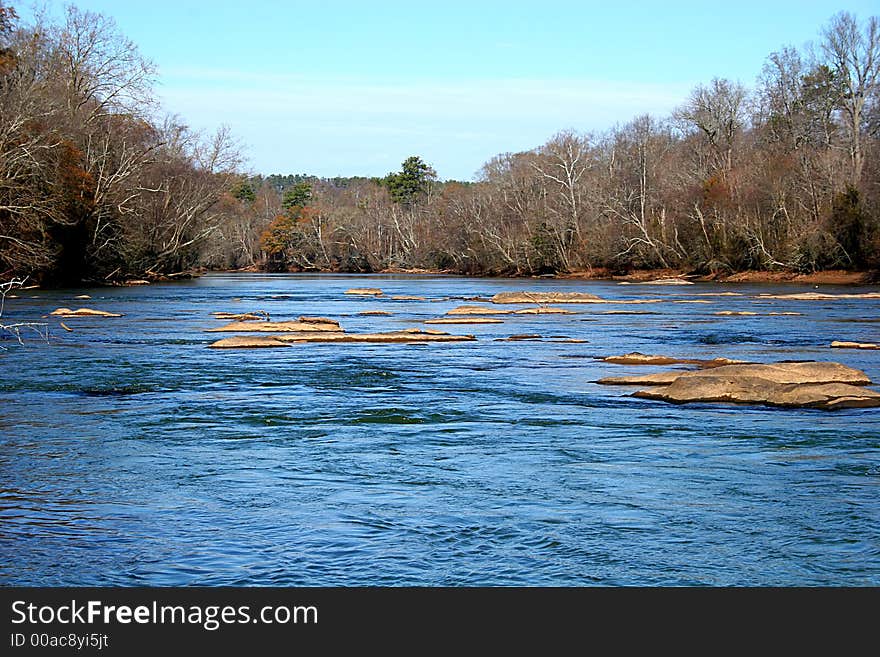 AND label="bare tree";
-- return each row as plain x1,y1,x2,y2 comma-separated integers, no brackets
821,11,880,185
0,277,48,347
